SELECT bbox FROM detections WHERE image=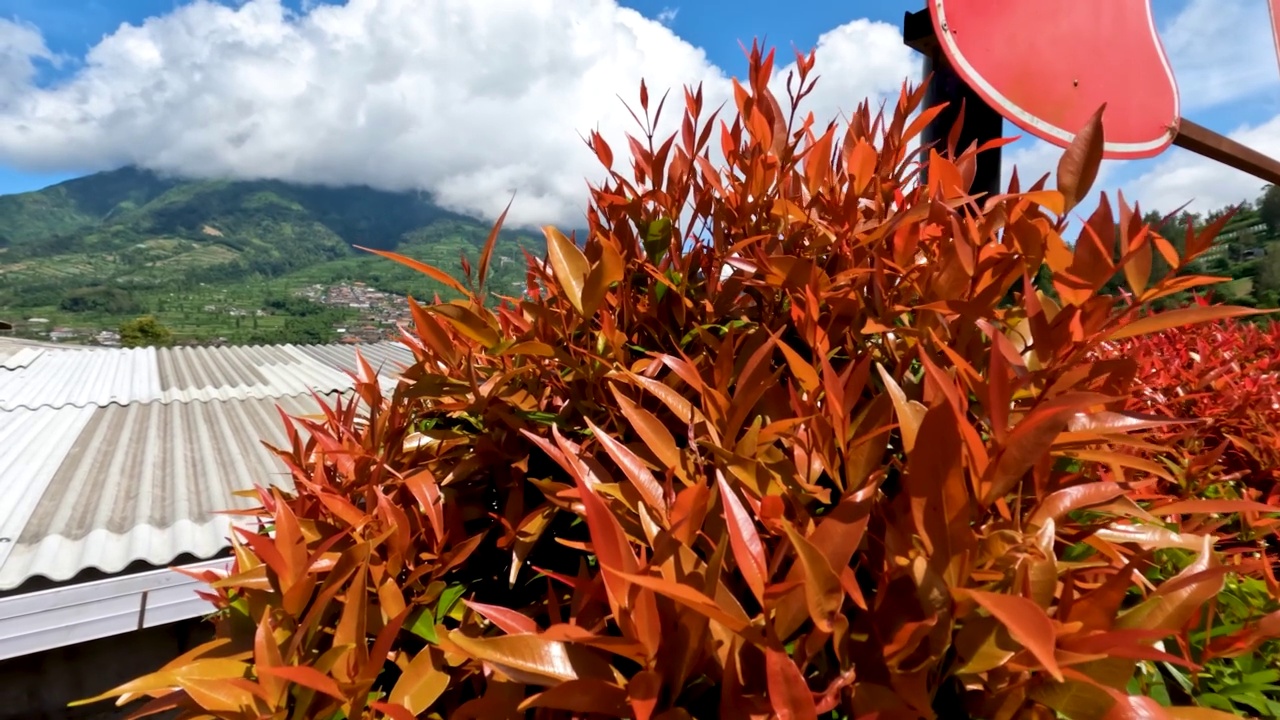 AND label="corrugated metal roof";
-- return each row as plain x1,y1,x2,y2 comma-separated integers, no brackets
0,396,320,590
0,341,411,593
0,347,45,370
0,342,414,411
